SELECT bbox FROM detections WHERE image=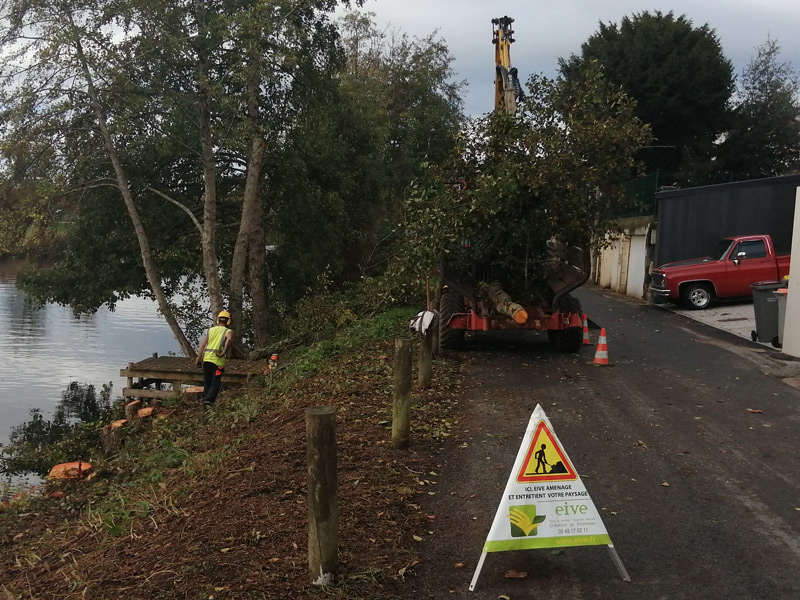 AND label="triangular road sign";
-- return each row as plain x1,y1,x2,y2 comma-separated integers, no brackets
469,404,629,591
516,419,577,483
